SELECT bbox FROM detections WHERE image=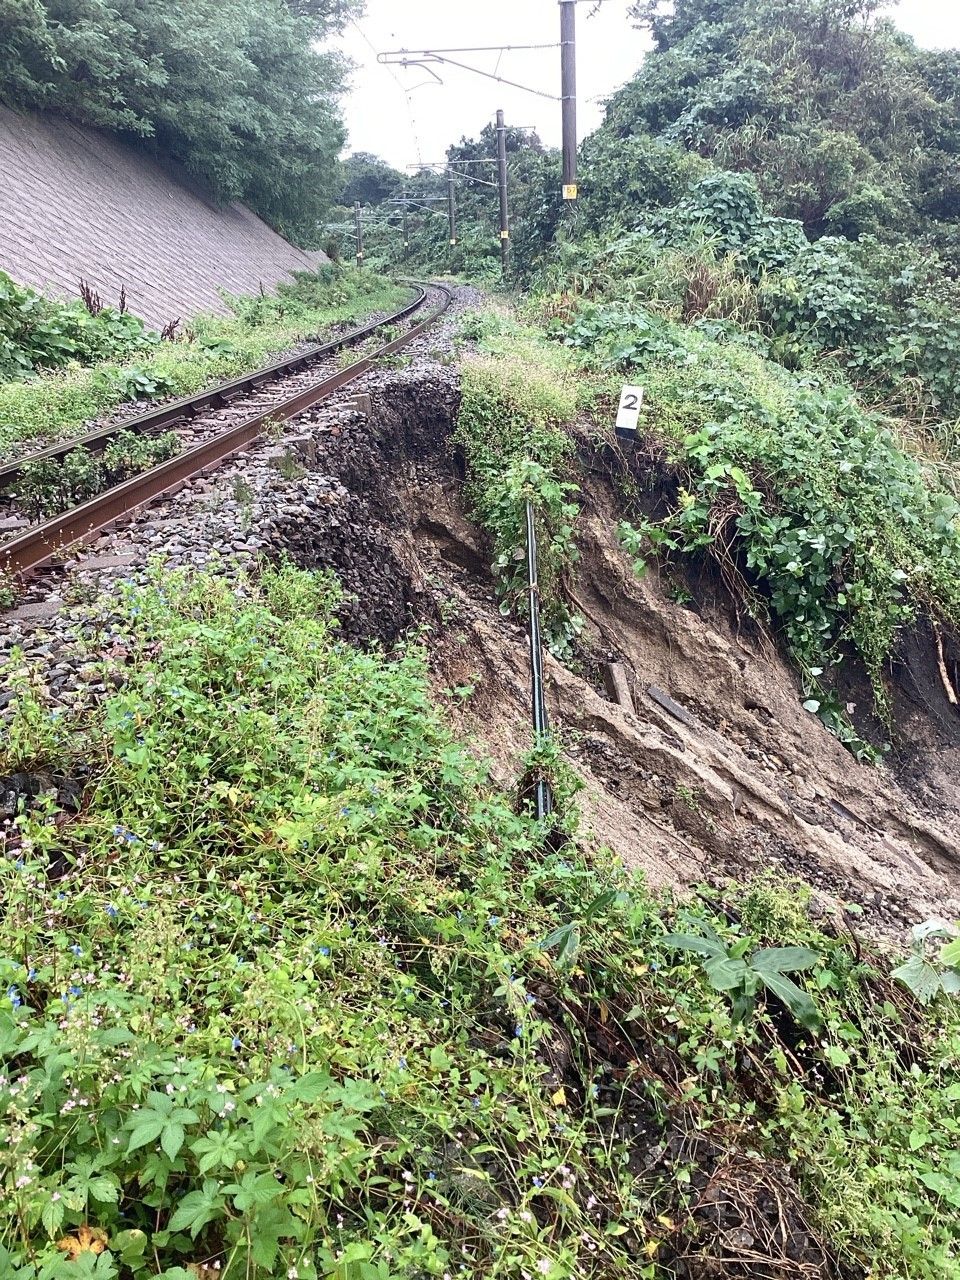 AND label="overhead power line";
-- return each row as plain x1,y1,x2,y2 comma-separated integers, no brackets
378,46,561,102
